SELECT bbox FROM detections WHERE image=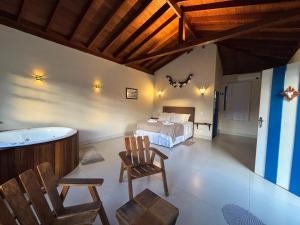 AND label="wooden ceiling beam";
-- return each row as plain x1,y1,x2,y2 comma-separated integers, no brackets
220,45,286,66
235,32,300,41
181,0,289,12
45,0,62,32
17,0,26,22
124,8,300,64
101,0,161,54
143,57,160,69
87,0,139,49
87,0,138,48
124,14,177,59
113,3,170,57
69,0,99,41
166,0,197,39
0,16,155,74
178,16,184,43
148,29,178,53
221,39,297,51
219,44,289,61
